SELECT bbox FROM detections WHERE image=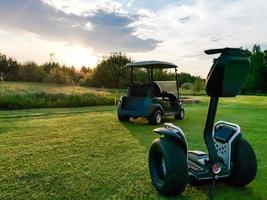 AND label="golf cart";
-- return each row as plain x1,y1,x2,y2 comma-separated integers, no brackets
117,61,184,125
148,48,257,197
